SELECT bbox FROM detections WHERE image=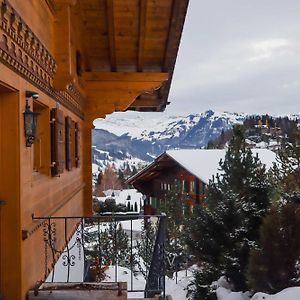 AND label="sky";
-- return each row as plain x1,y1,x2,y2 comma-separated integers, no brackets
167,0,300,116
